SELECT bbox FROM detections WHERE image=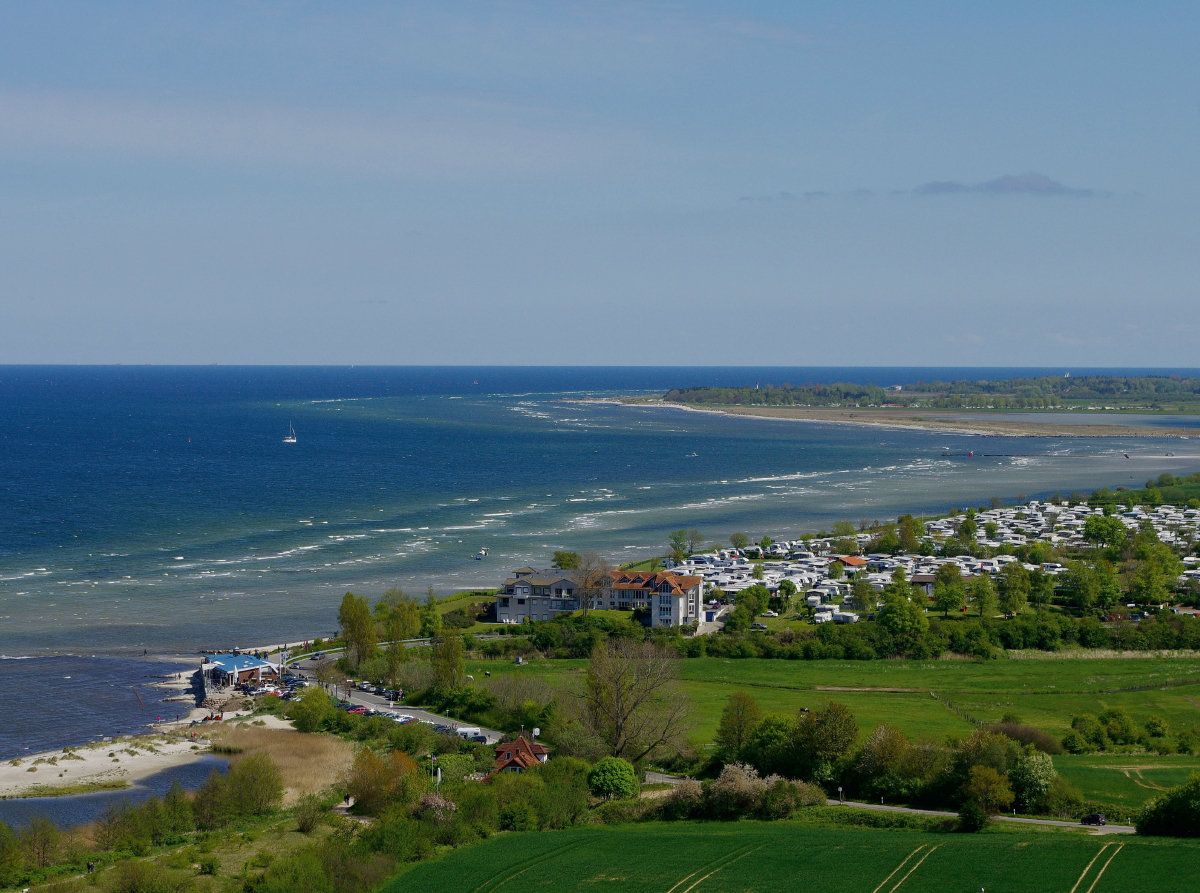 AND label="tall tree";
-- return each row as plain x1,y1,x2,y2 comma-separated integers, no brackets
430,632,466,691
998,563,1030,616
553,550,581,570
730,533,749,551
419,586,442,638
933,564,966,617
714,691,763,760
579,639,693,763
967,574,996,619
338,592,376,668
383,593,421,685
686,529,705,552
576,550,612,618
668,530,689,562
850,579,877,614
793,702,859,779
